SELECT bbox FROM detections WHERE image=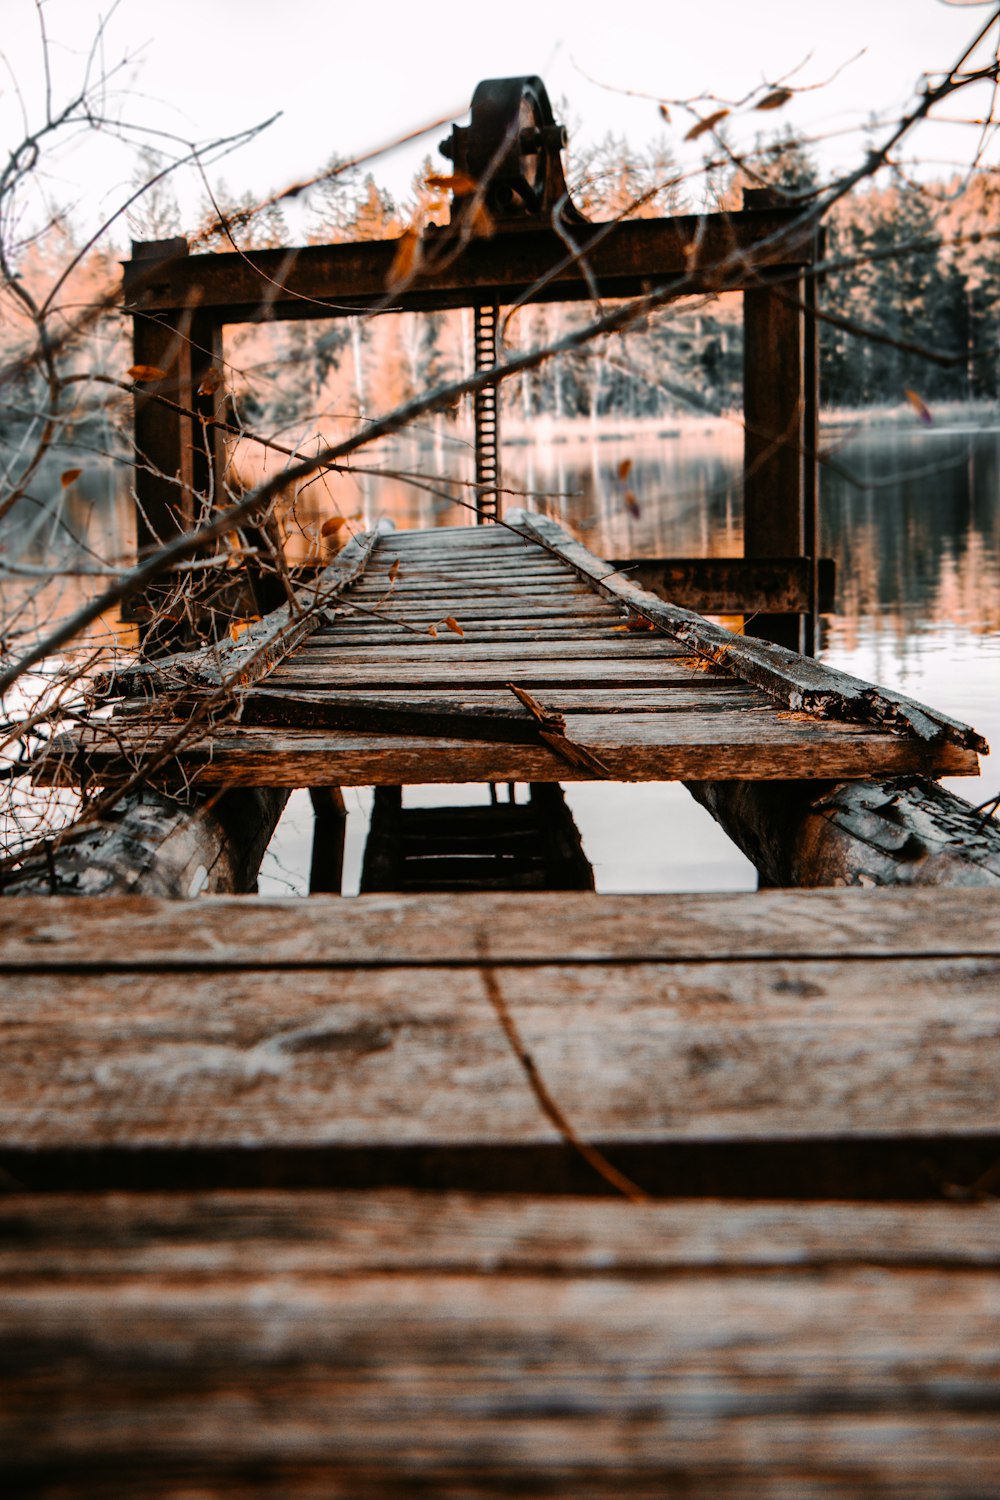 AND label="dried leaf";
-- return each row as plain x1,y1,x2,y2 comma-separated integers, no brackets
659,103,671,124
617,458,633,482
756,89,793,112
684,109,730,142
388,558,401,583
389,227,421,283
444,615,465,638
425,171,478,196
127,364,167,382
197,366,223,396
624,489,641,519
228,616,261,643
904,388,933,426
60,467,82,488
426,624,438,637
320,515,348,537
